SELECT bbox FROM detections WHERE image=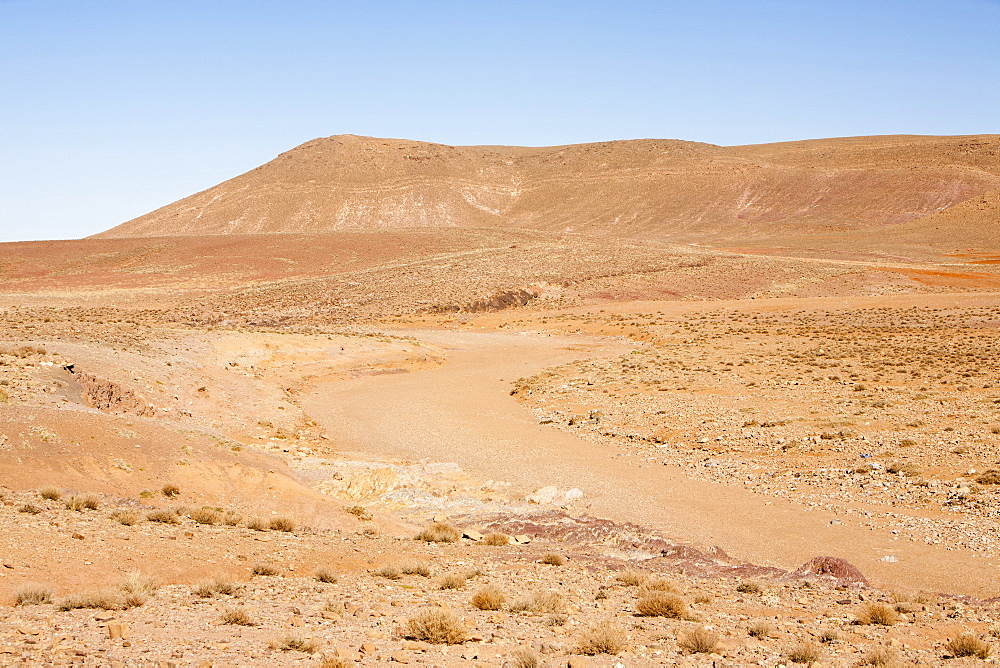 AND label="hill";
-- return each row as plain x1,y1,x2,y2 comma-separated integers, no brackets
95,134,1000,243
